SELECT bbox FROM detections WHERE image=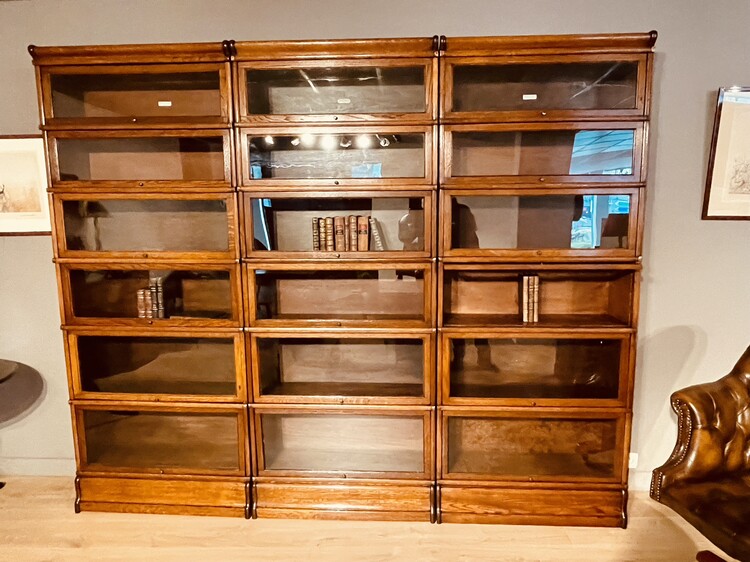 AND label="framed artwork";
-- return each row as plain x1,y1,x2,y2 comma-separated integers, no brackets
703,87,750,219
0,135,50,235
